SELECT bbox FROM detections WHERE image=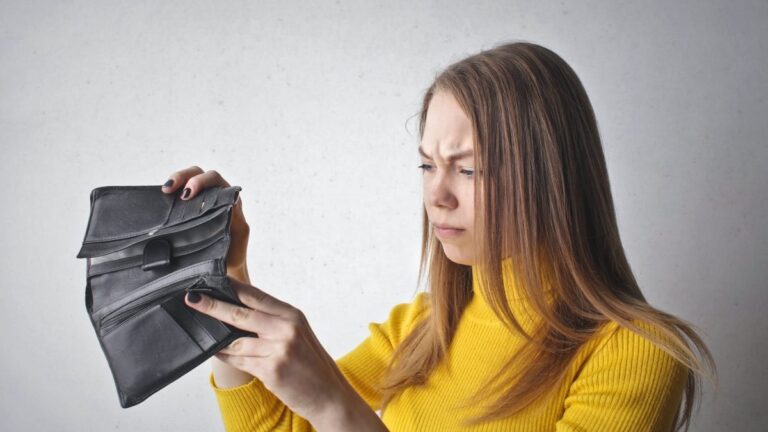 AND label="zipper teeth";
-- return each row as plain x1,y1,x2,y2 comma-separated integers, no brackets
99,275,207,334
